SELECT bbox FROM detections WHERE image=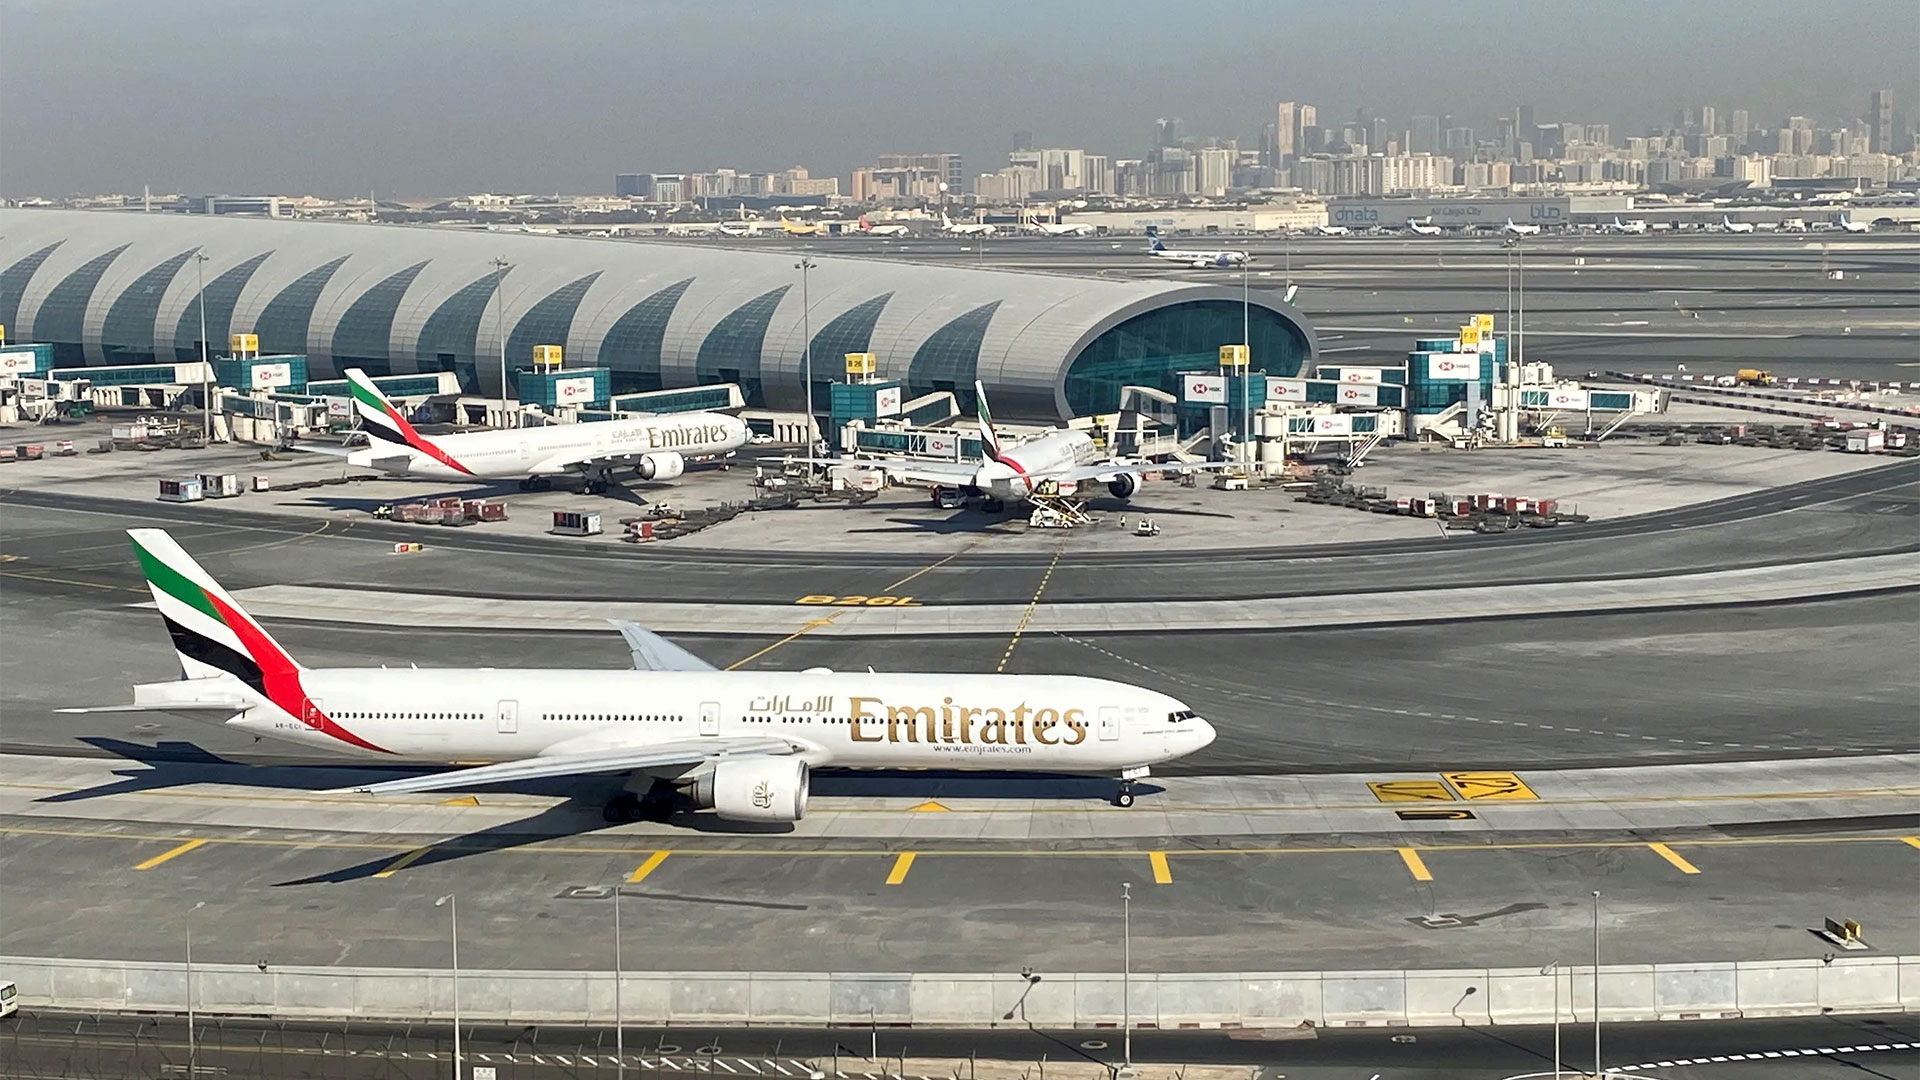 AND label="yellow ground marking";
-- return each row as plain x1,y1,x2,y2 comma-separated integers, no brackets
1149,851,1173,884
885,852,917,885
1397,847,1434,882
1902,836,1920,851
372,846,433,878
1647,842,1701,875
725,610,847,671
132,838,207,870
1441,771,1540,801
997,547,1063,673
883,536,990,593
439,795,479,806
627,850,672,883
909,801,952,813
1368,780,1456,802
6,824,1918,862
